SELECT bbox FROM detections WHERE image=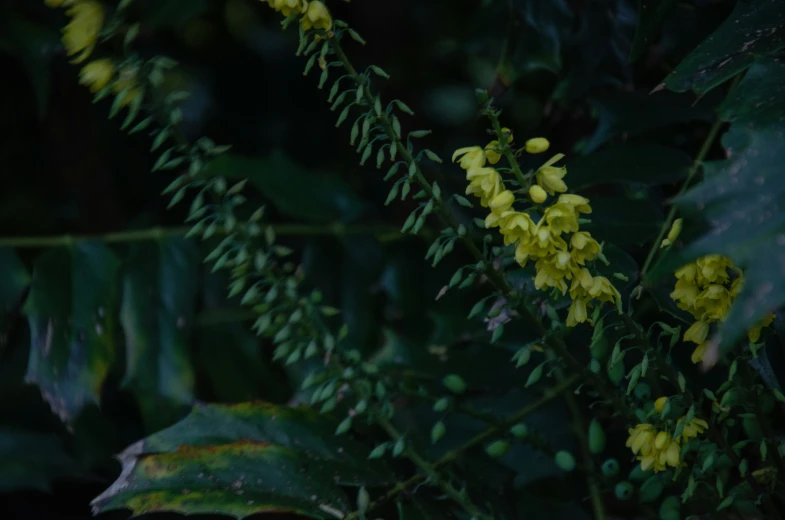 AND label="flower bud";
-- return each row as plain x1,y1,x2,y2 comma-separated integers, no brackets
654,396,668,414
485,440,511,458
442,374,467,394
525,137,550,154
529,184,547,204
